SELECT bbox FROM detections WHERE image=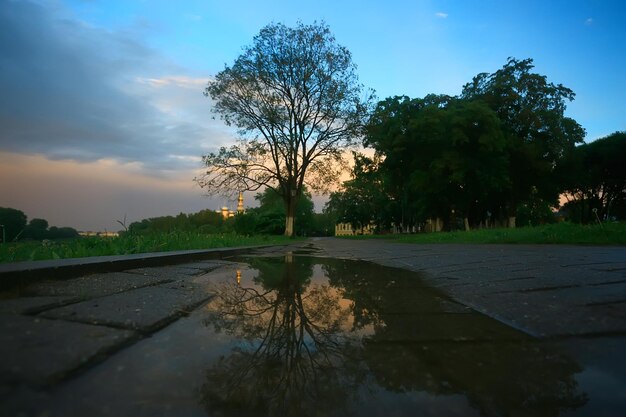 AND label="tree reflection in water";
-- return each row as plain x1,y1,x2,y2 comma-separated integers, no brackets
200,255,364,417
200,256,588,417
